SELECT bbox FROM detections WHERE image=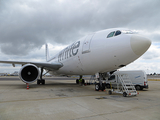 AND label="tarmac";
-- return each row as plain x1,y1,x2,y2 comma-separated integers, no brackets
0,77,160,120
